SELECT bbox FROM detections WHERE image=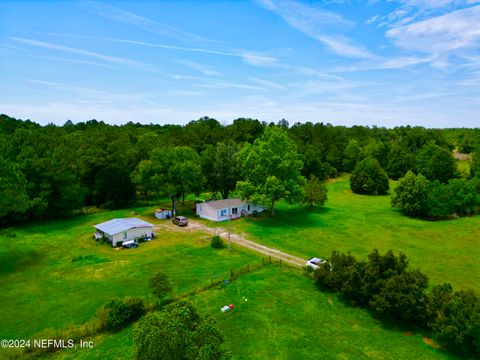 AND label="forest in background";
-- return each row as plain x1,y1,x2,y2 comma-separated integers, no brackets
1,113,480,225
